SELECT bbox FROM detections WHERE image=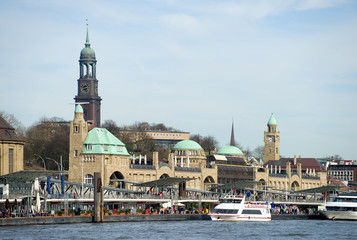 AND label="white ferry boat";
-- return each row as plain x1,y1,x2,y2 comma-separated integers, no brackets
320,193,357,220
209,195,271,221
